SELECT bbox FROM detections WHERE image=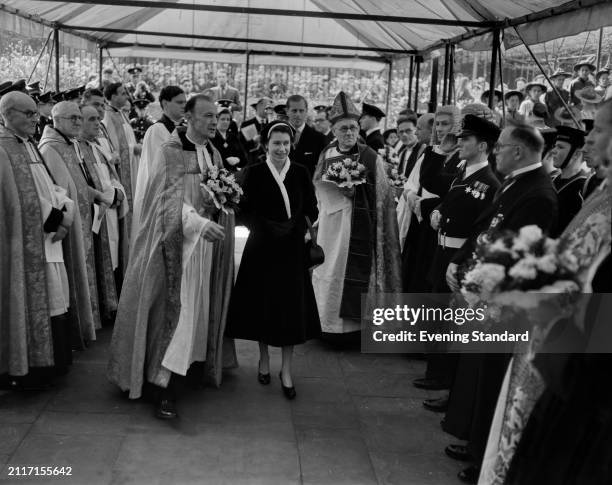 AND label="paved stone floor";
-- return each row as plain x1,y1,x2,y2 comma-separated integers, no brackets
1,231,464,484
1,332,464,485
